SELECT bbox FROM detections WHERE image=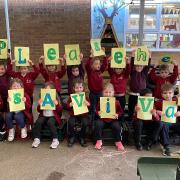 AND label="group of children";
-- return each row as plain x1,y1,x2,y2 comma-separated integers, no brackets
0,48,179,155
